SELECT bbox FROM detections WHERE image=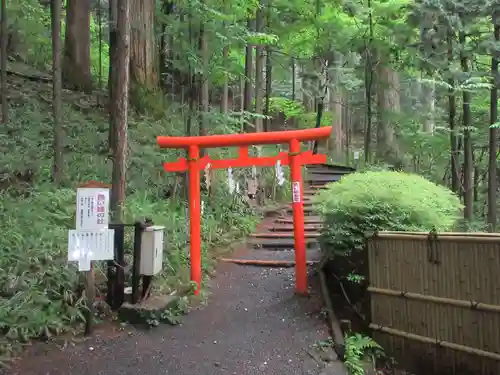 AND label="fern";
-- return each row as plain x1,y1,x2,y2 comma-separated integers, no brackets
343,333,384,375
